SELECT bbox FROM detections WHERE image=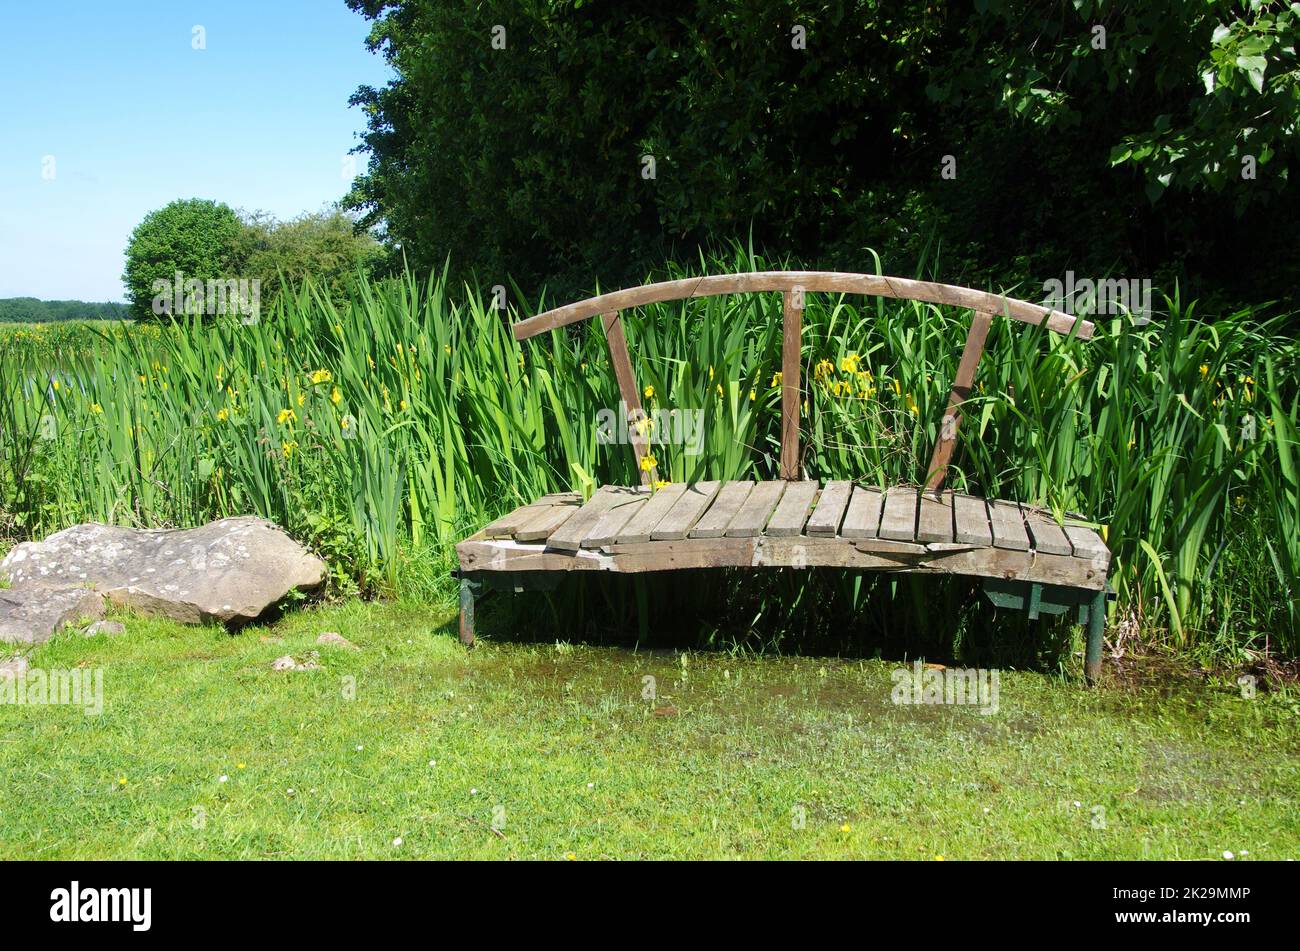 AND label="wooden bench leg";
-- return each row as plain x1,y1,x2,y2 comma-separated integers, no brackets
1084,588,1106,685
458,576,480,648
